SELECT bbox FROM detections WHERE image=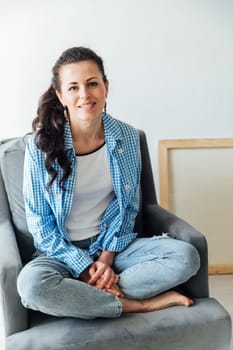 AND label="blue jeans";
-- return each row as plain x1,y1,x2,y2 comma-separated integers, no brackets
17,235,200,319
